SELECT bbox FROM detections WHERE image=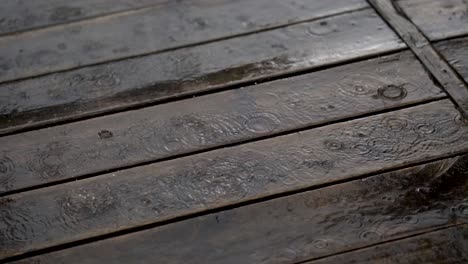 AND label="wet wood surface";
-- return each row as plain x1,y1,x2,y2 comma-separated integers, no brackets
436,36,468,84
397,0,468,41
0,8,404,135
309,225,468,264
8,155,468,263
1,100,467,259
0,0,168,36
369,0,468,117
0,0,368,83
0,51,444,194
